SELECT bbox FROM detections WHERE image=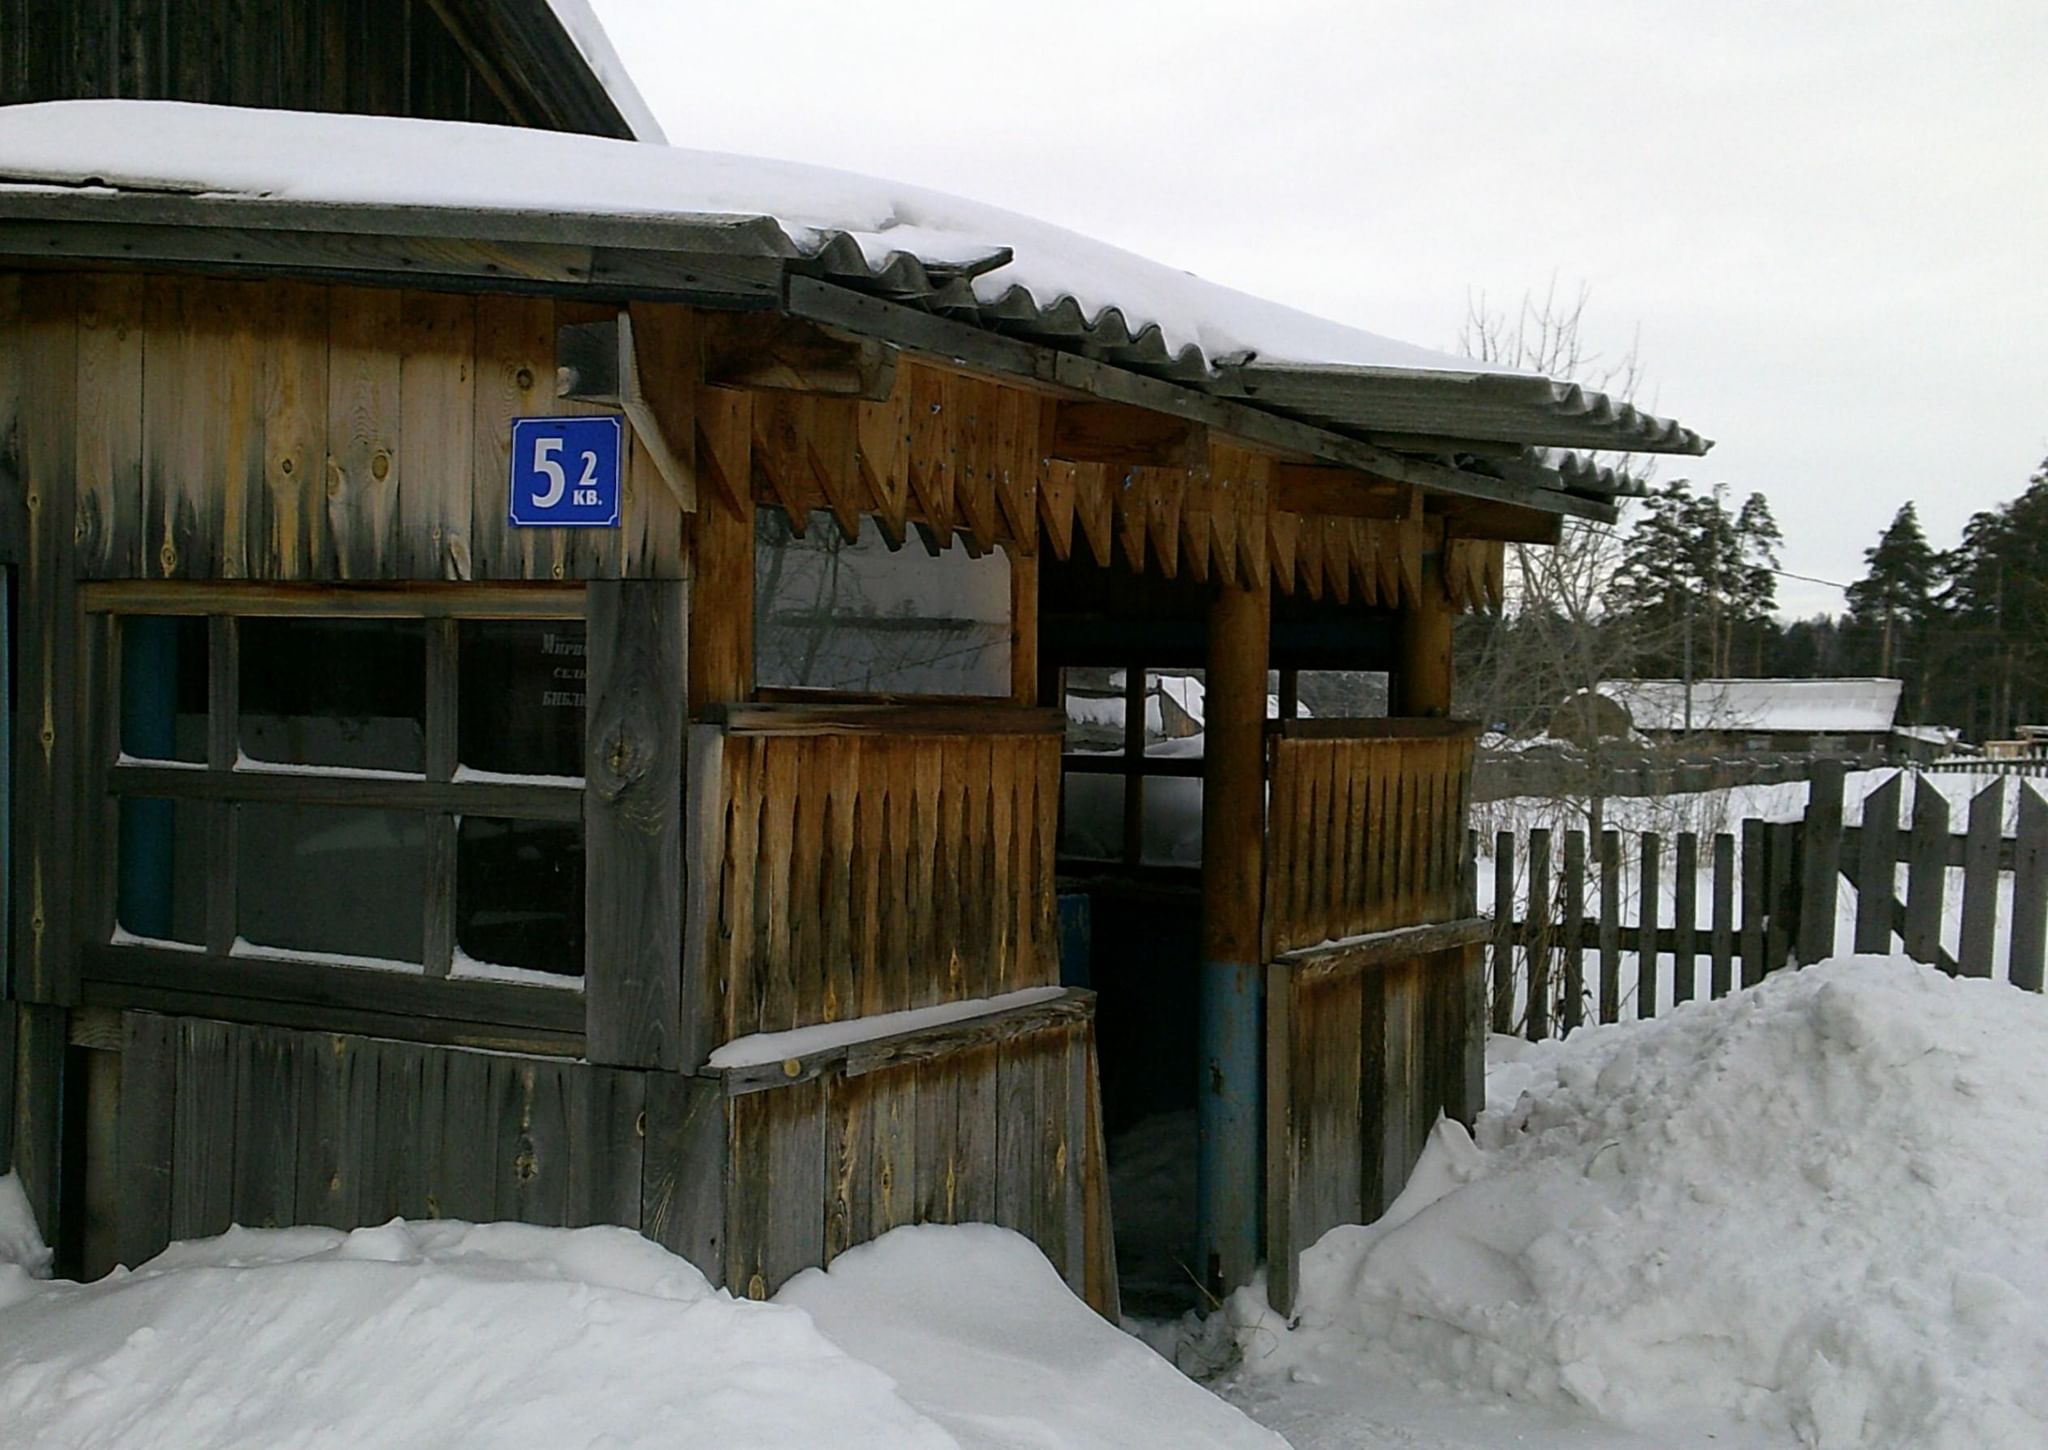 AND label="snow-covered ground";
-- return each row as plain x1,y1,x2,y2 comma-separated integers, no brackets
1210,954,2048,1449
0,1207,1279,1450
